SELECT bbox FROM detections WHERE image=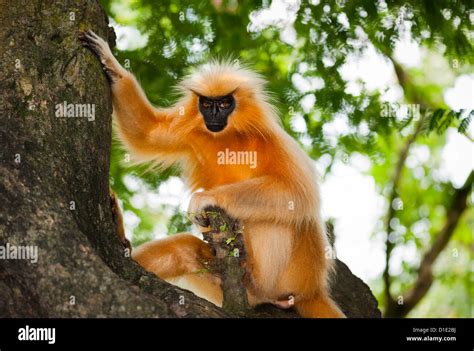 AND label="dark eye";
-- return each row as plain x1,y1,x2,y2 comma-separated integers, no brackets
219,101,230,109
202,102,211,109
